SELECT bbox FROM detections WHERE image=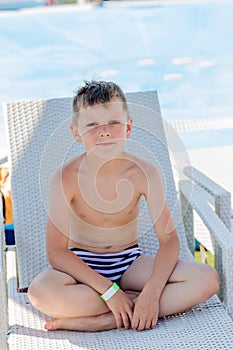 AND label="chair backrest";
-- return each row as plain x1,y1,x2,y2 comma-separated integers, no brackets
4,91,190,289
